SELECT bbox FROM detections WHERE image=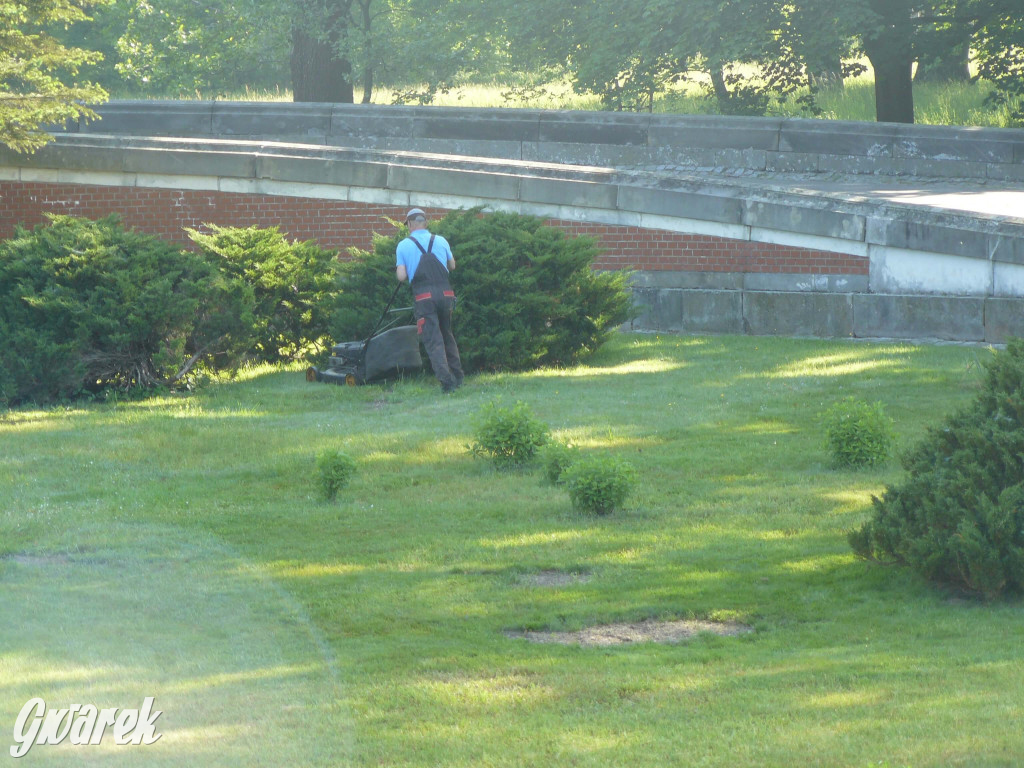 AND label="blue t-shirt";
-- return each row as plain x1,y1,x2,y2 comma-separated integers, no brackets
396,230,452,282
